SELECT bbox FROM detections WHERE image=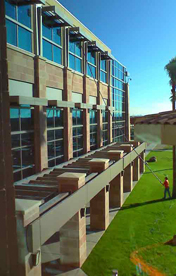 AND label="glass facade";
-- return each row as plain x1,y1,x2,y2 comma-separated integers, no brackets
47,107,64,167
10,106,34,182
102,110,108,146
5,0,32,52
100,59,107,83
90,110,97,150
72,109,83,157
87,51,96,79
111,59,126,142
69,41,82,73
42,23,62,64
